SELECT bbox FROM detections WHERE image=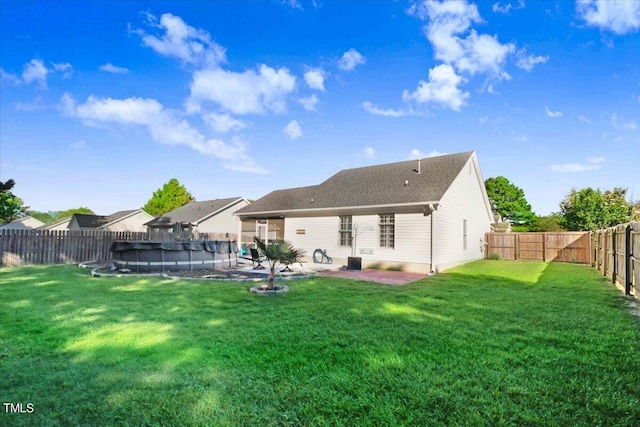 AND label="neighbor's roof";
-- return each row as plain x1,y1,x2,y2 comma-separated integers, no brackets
145,197,246,227
73,210,141,229
236,151,475,216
